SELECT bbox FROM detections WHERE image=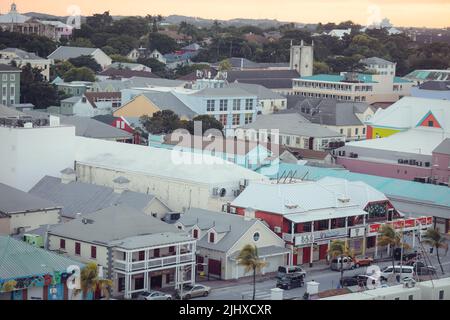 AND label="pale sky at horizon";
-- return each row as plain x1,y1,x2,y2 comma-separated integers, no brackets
3,0,450,28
